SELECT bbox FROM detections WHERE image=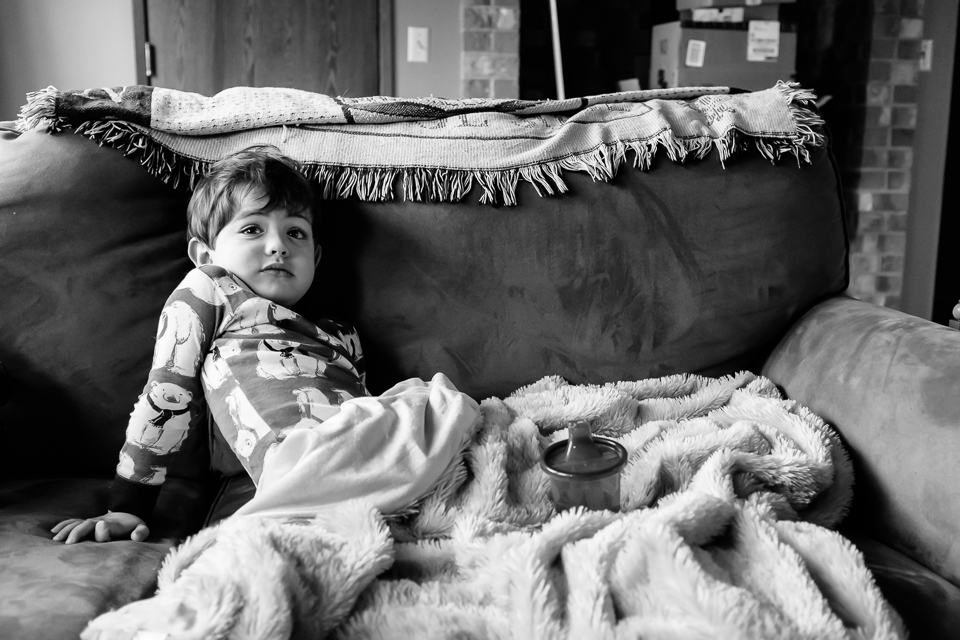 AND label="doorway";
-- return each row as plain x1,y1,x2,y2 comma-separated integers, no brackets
931,51,960,325
132,0,393,97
